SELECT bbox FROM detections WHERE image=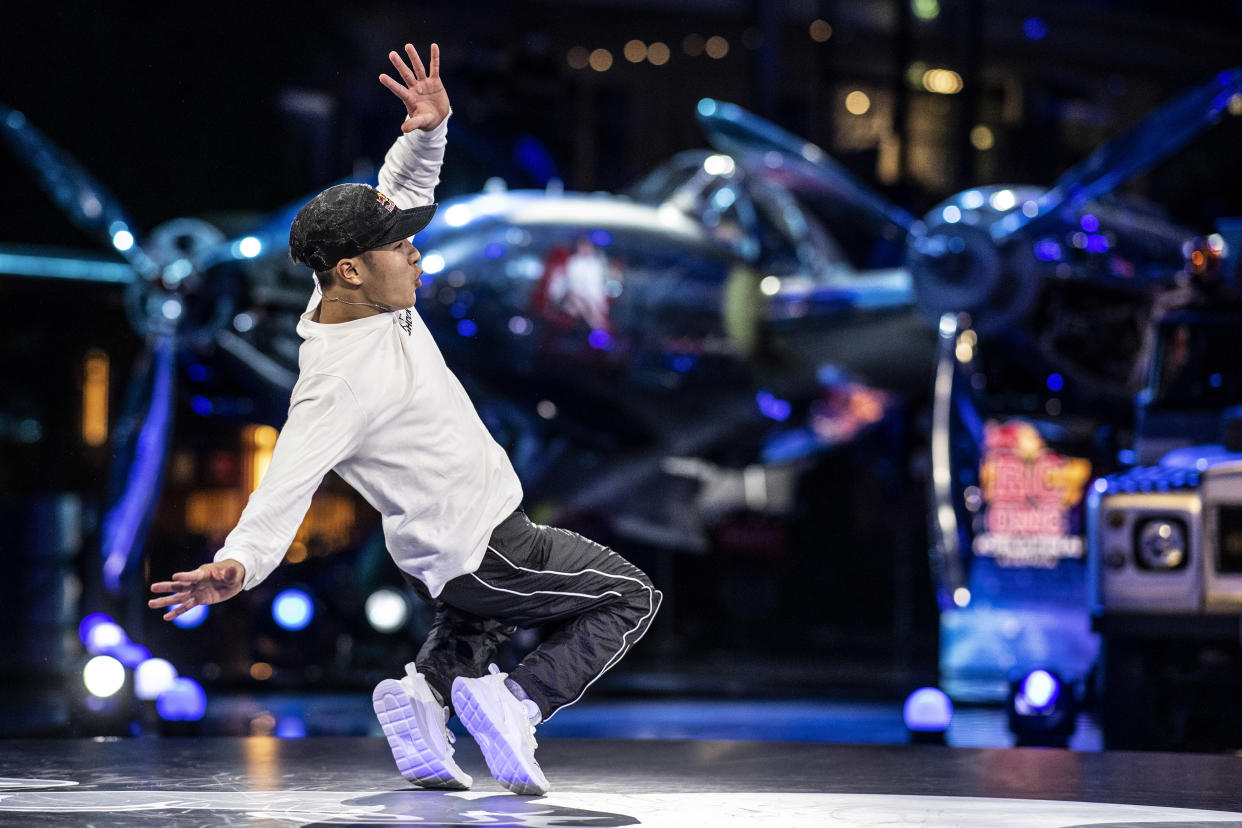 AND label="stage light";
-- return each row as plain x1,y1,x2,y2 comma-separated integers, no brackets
365,588,409,633
704,36,729,59
276,717,307,738
85,621,127,655
237,236,262,258
171,603,208,629
109,642,150,668
421,252,445,274
157,677,207,721
1018,670,1059,711
809,19,833,42
135,658,178,700
904,687,953,743
443,204,472,227
112,229,134,252
78,613,114,648
83,655,126,698
1009,669,1075,746
845,91,871,115
272,588,314,631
